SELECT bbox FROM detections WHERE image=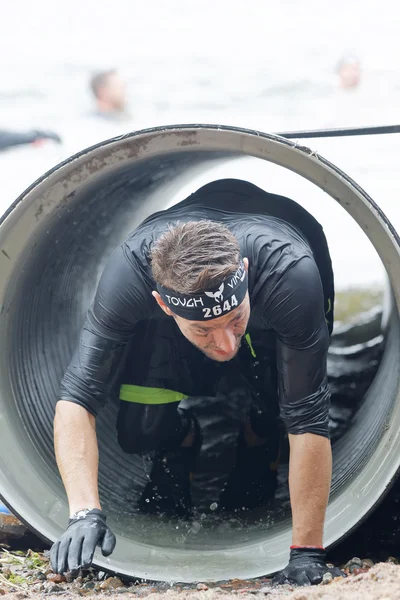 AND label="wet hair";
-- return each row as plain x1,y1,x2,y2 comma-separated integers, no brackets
151,220,241,294
90,69,117,99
